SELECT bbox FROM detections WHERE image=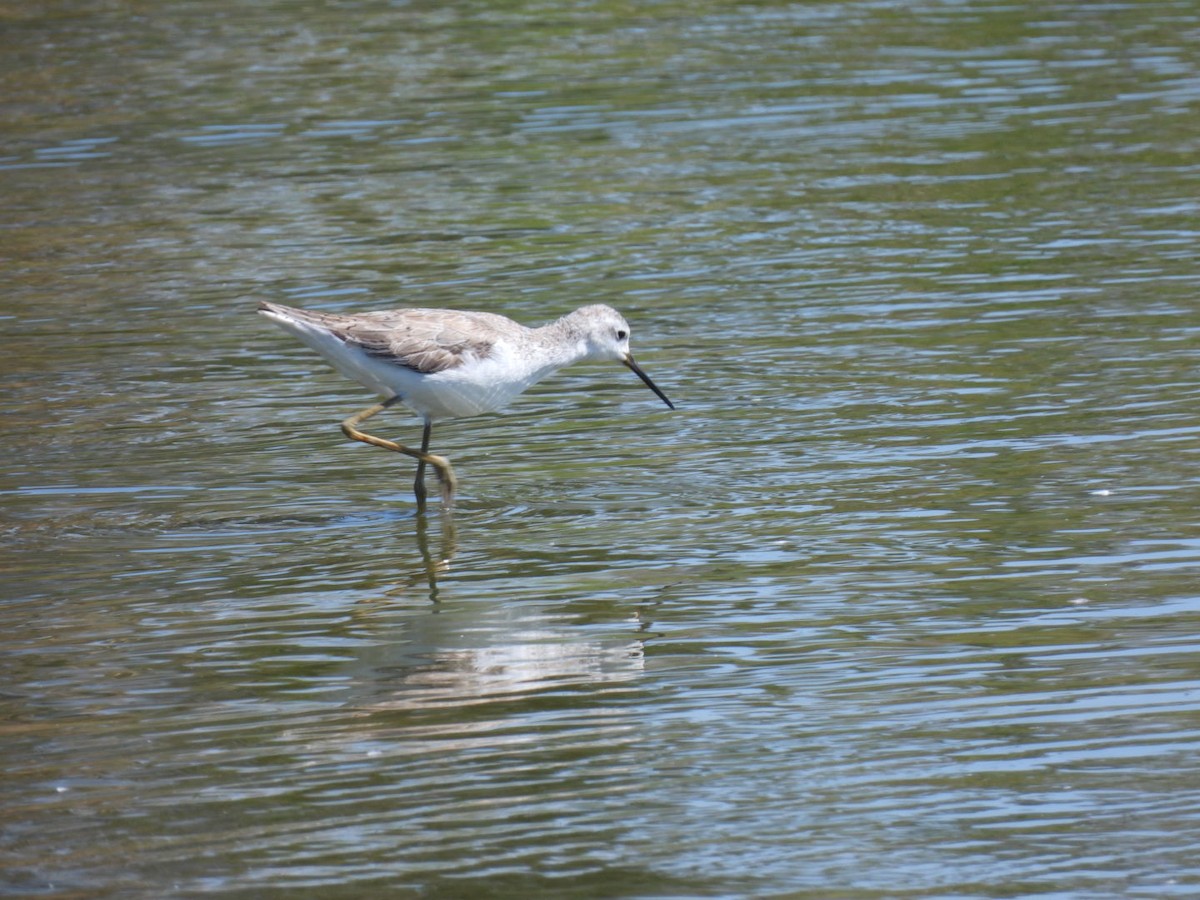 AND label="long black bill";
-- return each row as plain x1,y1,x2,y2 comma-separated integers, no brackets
623,355,675,410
